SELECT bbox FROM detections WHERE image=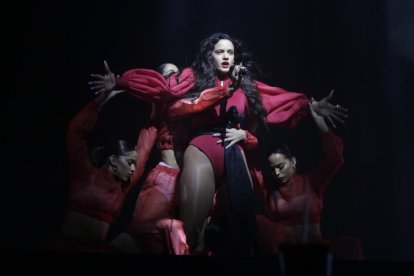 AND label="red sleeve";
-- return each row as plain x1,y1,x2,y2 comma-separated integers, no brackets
240,130,258,150
166,86,229,120
65,100,101,178
257,81,310,128
115,67,195,103
125,121,158,195
310,131,344,194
